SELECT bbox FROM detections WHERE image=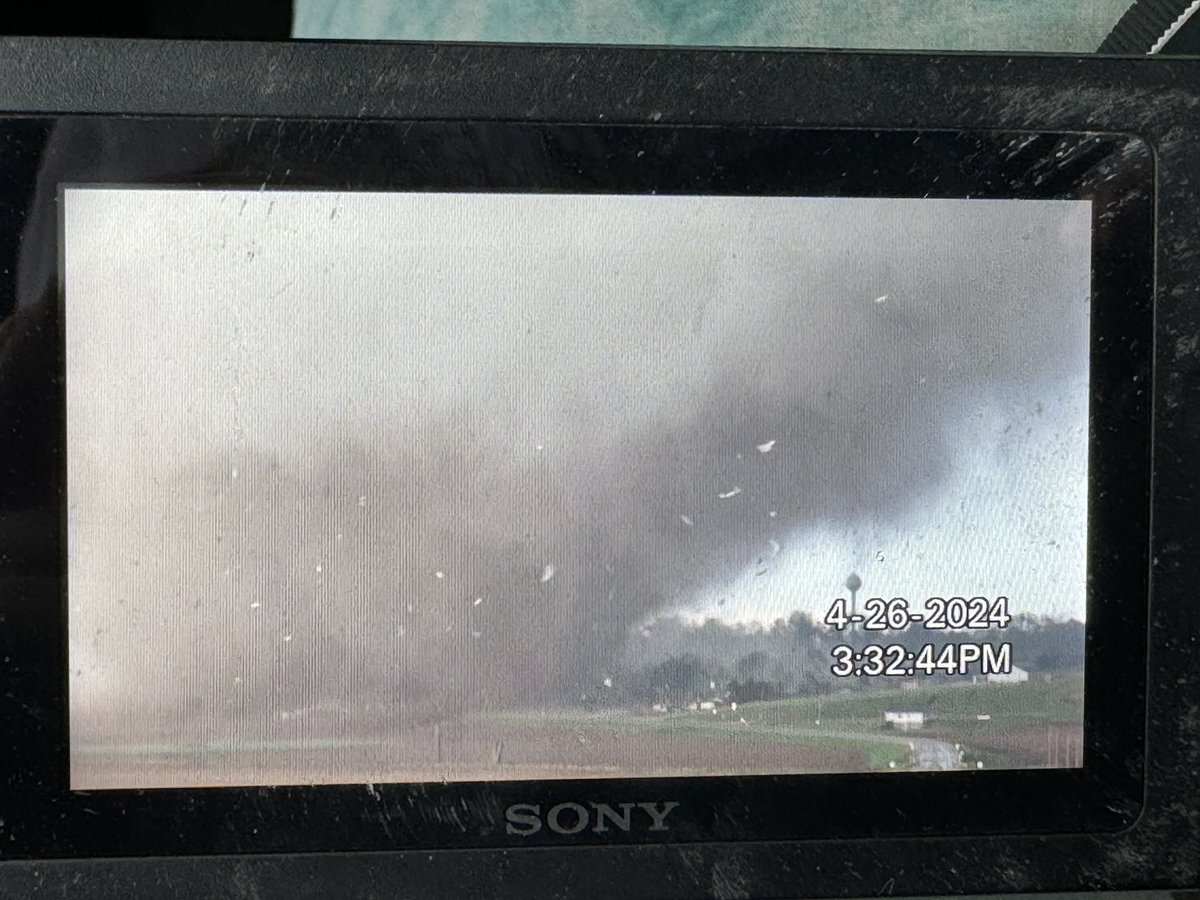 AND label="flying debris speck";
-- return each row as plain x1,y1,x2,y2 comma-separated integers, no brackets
473,597,483,606
602,677,613,688
249,602,261,610
875,294,889,304
283,635,292,642
718,487,742,499
756,440,776,453
768,510,778,518
315,565,322,573
231,467,239,480
539,564,555,584
768,539,781,557
357,495,366,507
435,571,445,580
680,514,694,527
